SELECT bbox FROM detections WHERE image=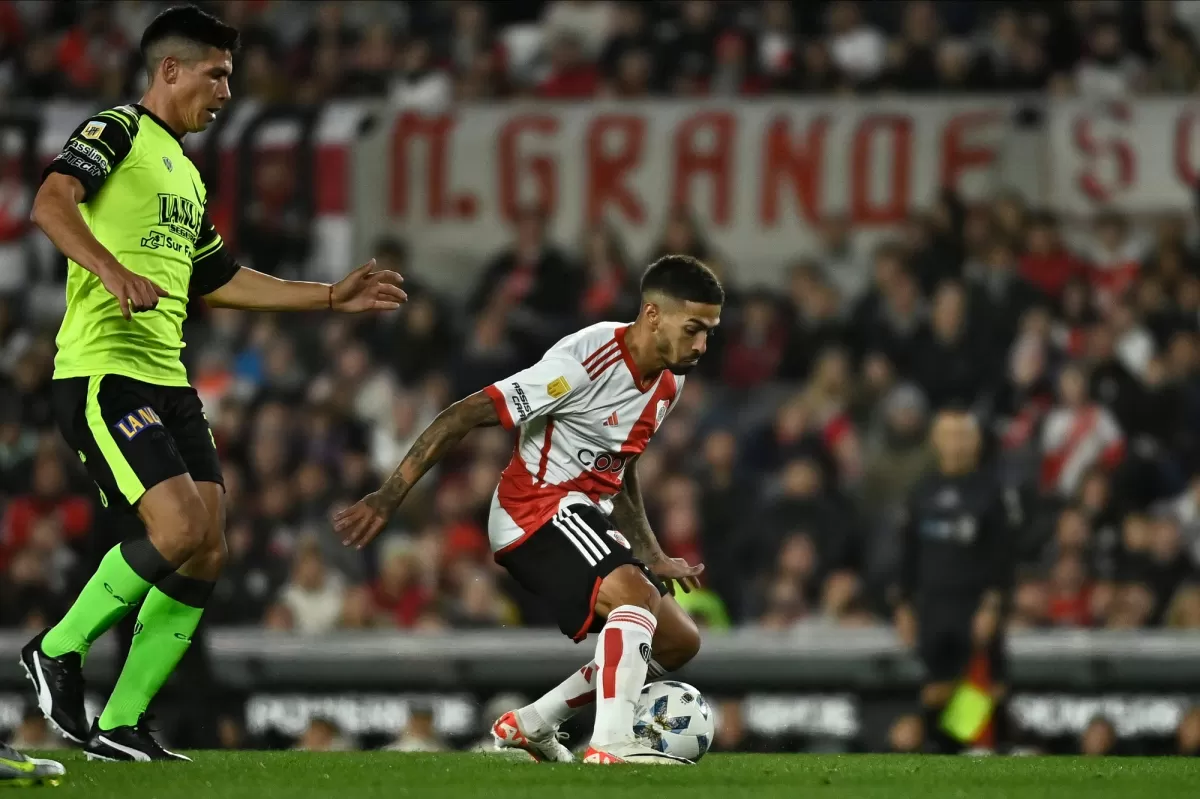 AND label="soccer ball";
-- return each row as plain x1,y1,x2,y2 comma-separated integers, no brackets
633,680,715,762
